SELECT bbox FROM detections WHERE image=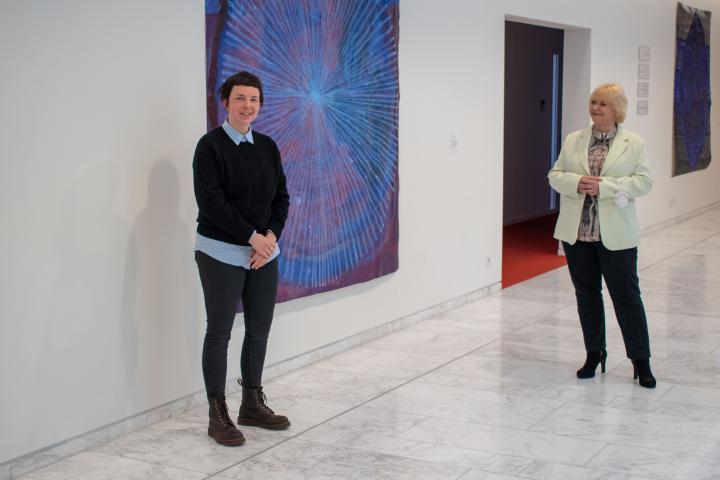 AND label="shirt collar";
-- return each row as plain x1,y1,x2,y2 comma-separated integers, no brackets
222,120,254,145
591,125,617,141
